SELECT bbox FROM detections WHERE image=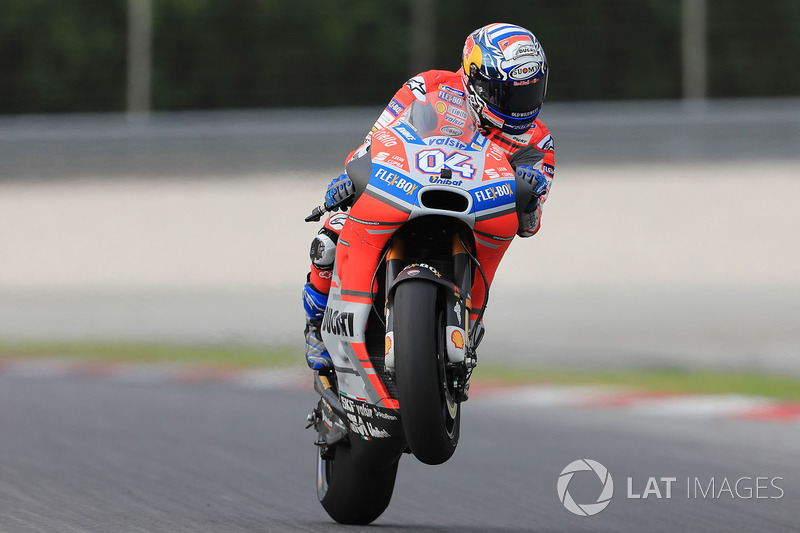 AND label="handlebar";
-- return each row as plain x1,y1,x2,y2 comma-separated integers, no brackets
304,197,352,223
304,205,327,223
